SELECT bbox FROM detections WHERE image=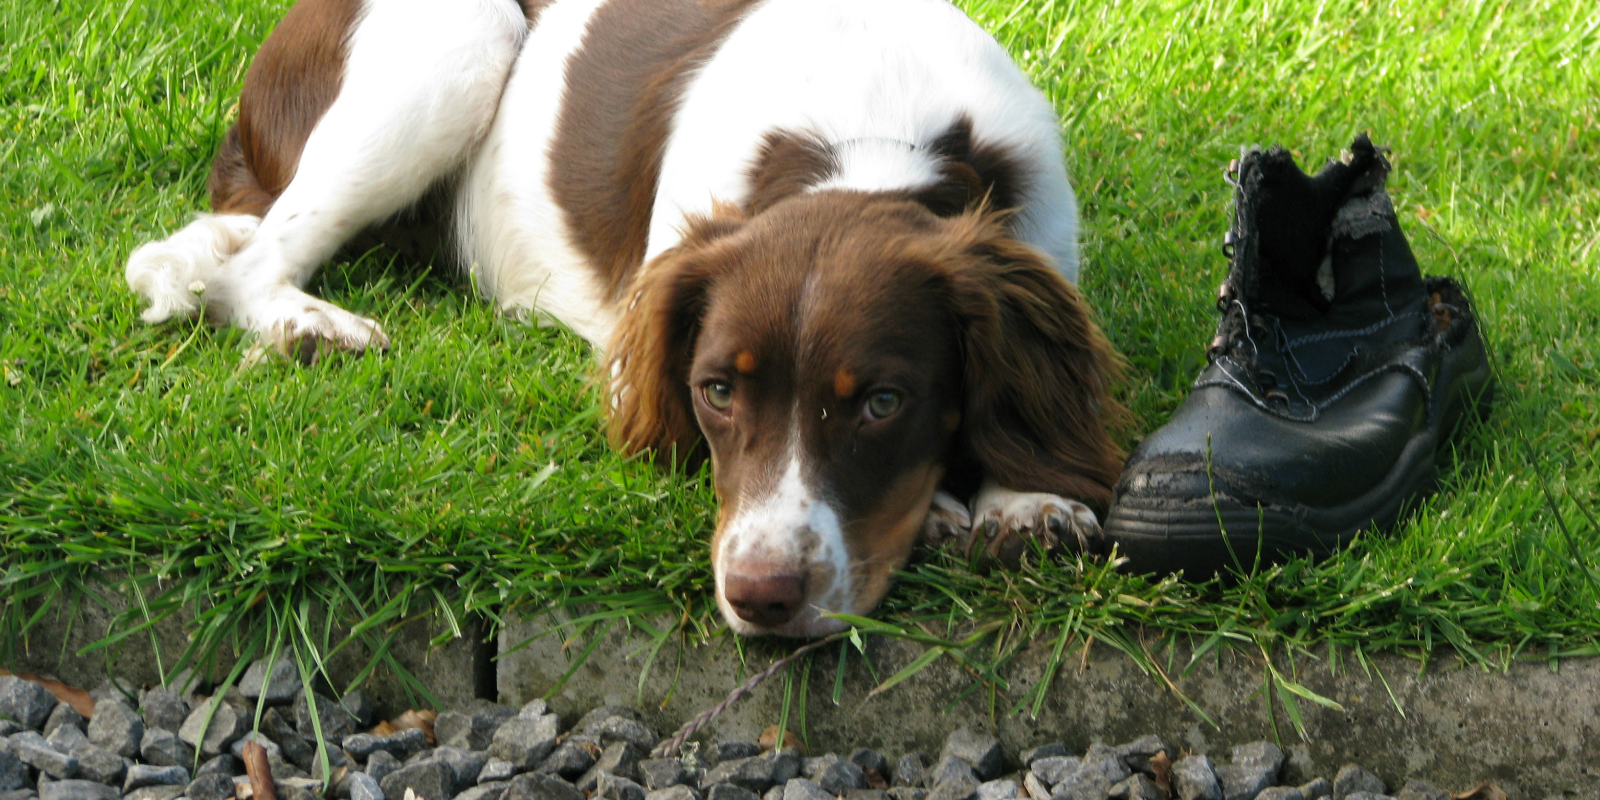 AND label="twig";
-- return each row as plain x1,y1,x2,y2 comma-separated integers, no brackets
243,740,279,800
651,632,846,758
